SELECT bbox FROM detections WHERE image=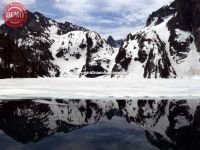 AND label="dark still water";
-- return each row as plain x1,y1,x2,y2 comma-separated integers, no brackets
0,99,200,150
